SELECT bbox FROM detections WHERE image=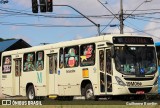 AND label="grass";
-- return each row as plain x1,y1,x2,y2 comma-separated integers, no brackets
0,105,160,108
